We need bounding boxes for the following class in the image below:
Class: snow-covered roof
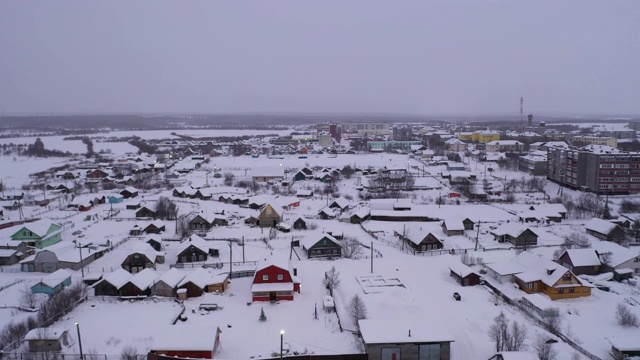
[358,318,454,344]
[128,268,157,290]
[151,326,219,351]
[178,268,214,289]
[36,269,73,288]
[448,262,477,278]
[330,196,350,210]
[585,218,619,235]
[155,268,186,288]
[178,234,215,254]
[255,256,291,274]
[301,231,338,249]
[18,219,58,237]
[102,268,132,289]
[608,335,640,351]
[560,249,601,267]
[494,352,538,360]
[490,223,536,238]
[251,282,293,292]
[443,219,465,231]
[24,327,69,341]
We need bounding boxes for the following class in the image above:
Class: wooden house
[328,196,350,211]
[318,207,337,220]
[10,220,63,249]
[350,208,370,224]
[152,268,186,297]
[121,243,163,273]
[143,221,165,234]
[0,248,24,266]
[585,218,626,242]
[449,263,481,286]
[301,232,341,259]
[126,202,141,210]
[296,189,314,198]
[257,203,282,228]
[145,236,163,252]
[359,319,454,360]
[87,169,109,179]
[512,253,592,300]
[177,268,216,298]
[120,187,138,199]
[396,223,444,252]
[24,328,72,353]
[20,244,107,273]
[292,217,307,230]
[93,269,132,296]
[441,219,465,236]
[557,249,601,276]
[490,223,538,247]
[120,268,157,297]
[136,206,156,219]
[31,269,73,295]
[251,257,300,302]
[176,235,219,263]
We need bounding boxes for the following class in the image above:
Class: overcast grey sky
[1,0,639,116]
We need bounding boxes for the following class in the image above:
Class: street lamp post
[280,330,285,359]
[75,322,84,360]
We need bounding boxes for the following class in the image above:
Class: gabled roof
[15,219,58,238]
[491,223,537,238]
[585,218,620,235]
[155,268,186,288]
[260,203,283,217]
[24,328,69,341]
[178,234,216,254]
[255,256,291,274]
[449,262,477,279]
[36,269,73,288]
[178,268,214,289]
[330,196,350,210]
[128,268,157,290]
[560,249,601,267]
[442,219,465,231]
[301,232,339,249]
[102,268,132,289]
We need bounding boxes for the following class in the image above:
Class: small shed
[152,268,186,297]
[31,269,73,295]
[449,263,481,286]
[442,219,465,236]
[24,328,72,352]
[609,335,640,360]
[136,207,156,219]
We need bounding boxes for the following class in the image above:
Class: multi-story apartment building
[471,131,500,143]
[341,122,390,136]
[485,140,525,154]
[570,136,617,148]
[547,146,640,194]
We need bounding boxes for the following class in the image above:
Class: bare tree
[223,172,235,186]
[120,345,138,360]
[176,215,192,239]
[505,321,528,351]
[563,233,591,249]
[545,314,562,333]
[340,237,363,259]
[616,303,639,327]
[154,196,178,220]
[348,294,368,328]
[488,312,509,352]
[323,266,341,293]
[532,333,557,360]
[20,284,37,309]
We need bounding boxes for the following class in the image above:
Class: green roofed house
[11,220,63,249]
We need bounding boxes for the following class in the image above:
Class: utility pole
[475,220,481,251]
[229,241,233,276]
[370,241,374,274]
[78,244,85,278]
[242,236,245,263]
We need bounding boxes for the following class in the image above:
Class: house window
[421,245,426,251]
[419,344,441,360]
[558,288,565,294]
[262,275,269,281]
[634,258,640,263]
[562,273,571,281]
[569,287,575,293]
[427,245,432,250]
[332,249,338,255]
[381,347,401,360]
[277,274,284,281]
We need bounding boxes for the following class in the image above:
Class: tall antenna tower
[520,97,524,130]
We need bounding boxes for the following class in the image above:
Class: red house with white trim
[251,257,300,302]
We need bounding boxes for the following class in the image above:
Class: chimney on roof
[408,329,411,337]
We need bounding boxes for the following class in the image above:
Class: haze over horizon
[1,0,639,117]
